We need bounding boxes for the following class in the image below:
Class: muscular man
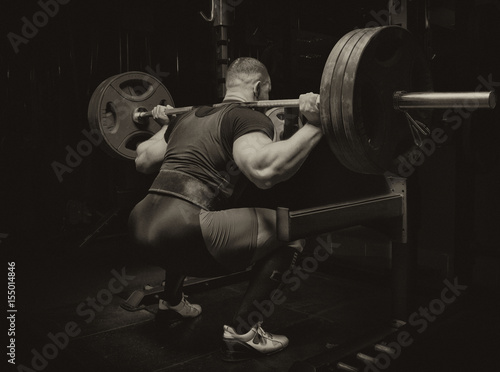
[128,57,322,361]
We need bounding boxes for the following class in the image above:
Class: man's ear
[253,81,261,100]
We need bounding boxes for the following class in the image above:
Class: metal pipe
[394,91,497,110]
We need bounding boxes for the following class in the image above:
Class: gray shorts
[199,207,278,271]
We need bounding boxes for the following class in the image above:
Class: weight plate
[321,26,432,175]
[330,27,377,174]
[265,107,285,141]
[320,28,368,155]
[88,71,174,160]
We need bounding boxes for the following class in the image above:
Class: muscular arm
[135,125,168,174]
[233,123,323,189]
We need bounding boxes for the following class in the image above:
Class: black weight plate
[88,71,174,160]
[322,26,432,175]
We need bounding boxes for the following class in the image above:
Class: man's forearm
[135,133,168,174]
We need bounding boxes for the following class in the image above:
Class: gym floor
[11,220,499,372]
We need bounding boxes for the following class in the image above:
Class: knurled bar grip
[134,99,301,120]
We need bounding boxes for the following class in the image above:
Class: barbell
[88,26,496,174]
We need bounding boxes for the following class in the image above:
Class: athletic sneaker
[221,322,289,361]
[158,294,202,318]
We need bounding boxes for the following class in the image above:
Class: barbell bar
[132,92,495,125]
[132,99,303,123]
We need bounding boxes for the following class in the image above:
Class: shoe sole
[220,339,286,362]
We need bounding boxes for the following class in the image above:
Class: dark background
[1,0,499,286]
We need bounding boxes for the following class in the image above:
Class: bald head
[225,57,271,102]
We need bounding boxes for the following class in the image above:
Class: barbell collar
[394,91,497,110]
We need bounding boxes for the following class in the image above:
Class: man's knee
[255,208,277,248]
[287,239,305,253]
[129,210,156,253]
[255,208,276,231]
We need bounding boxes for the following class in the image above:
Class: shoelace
[254,322,273,340]
[163,294,194,310]
[179,294,198,310]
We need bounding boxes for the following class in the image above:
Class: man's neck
[223,90,253,103]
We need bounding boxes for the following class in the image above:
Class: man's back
[160,104,274,201]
